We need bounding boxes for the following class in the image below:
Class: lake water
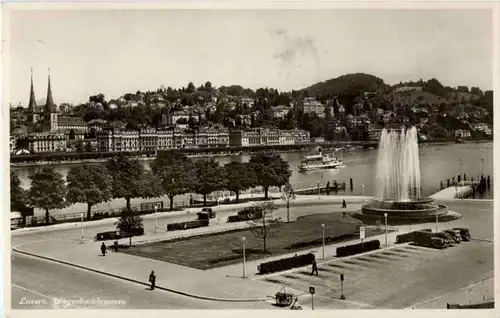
[12,142,493,216]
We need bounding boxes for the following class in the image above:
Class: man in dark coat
[149,270,156,290]
[310,260,318,276]
[100,242,106,256]
[342,199,347,208]
[113,240,119,252]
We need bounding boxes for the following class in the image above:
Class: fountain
[351,127,462,225]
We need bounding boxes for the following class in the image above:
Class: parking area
[259,239,493,309]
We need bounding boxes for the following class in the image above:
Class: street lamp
[154,205,158,233]
[321,224,325,260]
[80,213,84,244]
[460,157,464,200]
[384,213,388,247]
[362,184,365,205]
[242,236,246,278]
[435,212,439,233]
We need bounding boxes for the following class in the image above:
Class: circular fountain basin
[350,197,461,225]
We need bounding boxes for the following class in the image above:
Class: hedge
[336,240,380,257]
[227,215,241,223]
[258,252,315,275]
[167,219,209,231]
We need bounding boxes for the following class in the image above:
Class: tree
[281,183,295,223]
[222,162,256,203]
[28,168,67,224]
[106,154,163,210]
[66,165,112,220]
[151,151,196,210]
[193,158,223,206]
[11,172,27,224]
[115,209,144,246]
[249,152,291,199]
[247,201,282,253]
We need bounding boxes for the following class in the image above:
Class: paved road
[12,202,359,246]
[11,253,272,310]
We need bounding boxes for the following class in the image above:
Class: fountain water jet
[351,127,461,225]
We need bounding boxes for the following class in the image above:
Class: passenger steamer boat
[298,151,343,172]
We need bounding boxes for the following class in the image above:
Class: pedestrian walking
[149,270,156,290]
[113,240,119,252]
[310,260,318,276]
[342,199,347,208]
[100,242,107,256]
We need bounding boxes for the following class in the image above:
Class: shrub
[227,215,241,223]
[167,219,209,231]
[95,231,119,241]
[336,240,380,257]
[258,252,315,275]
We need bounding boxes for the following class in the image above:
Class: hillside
[301,73,389,96]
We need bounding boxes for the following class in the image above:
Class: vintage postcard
[3,2,497,317]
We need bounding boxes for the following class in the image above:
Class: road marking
[405,278,494,309]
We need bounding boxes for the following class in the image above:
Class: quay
[10,141,377,167]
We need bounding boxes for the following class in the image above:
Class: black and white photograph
[5,3,495,313]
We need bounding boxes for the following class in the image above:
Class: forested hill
[301,73,389,97]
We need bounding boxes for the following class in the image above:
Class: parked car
[197,207,216,219]
[434,232,454,246]
[237,206,263,220]
[413,234,447,249]
[452,227,471,241]
[443,229,462,243]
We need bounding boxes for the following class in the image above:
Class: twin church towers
[26,68,58,133]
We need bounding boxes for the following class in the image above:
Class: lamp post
[80,213,84,244]
[317,181,320,200]
[362,184,365,205]
[460,157,464,199]
[154,205,158,233]
[321,224,325,260]
[384,213,388,247]
[242,236,246,278]
[435,212,439,233]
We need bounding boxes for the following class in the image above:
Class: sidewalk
[13,238,282,302]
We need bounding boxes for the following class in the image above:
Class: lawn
[123,213,384,270]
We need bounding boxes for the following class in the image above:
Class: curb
[12,247,270,303]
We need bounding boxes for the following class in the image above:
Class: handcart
[275,286,294,307]
[290,297,302,310]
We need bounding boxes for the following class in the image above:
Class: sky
[7,8,493,106]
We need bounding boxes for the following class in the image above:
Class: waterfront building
[230,128,309,147]
[57,116,87,132]
[157,129,175,150]
[288,128,311,144]
[19,132,67,153]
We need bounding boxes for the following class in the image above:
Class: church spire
[28,67,37,111]
[45,68,56,112]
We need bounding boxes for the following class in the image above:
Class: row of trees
[11,151,291,224]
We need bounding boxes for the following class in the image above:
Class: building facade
[230,128,310,147]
